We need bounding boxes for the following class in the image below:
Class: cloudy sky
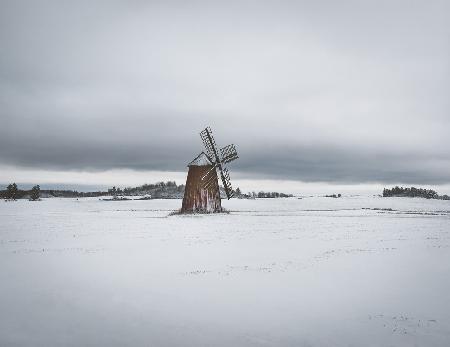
[1,0,449,192]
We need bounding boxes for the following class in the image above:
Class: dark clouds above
[1,0,449,184]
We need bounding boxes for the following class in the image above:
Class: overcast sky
[1,0,449,189]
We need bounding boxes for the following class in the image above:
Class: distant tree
[30,185,41,201]
[109,186,117,198]
[7,183,18,200]
[6,184,12,199]
[235,187,241,196]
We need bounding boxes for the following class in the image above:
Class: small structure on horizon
[181,127,238,213]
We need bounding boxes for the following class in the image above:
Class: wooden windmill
[181,127,239,213]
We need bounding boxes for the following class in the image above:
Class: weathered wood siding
[181,165,222,213]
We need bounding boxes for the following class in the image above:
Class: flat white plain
[1,196,449,346]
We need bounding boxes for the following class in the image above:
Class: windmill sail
[200,127,218,162]
[199,127,238,200]
[220,144,238,164]
[220,167,233,199]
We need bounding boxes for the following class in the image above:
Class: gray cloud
[1,0,449,184]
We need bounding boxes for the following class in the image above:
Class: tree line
[2,181,295,200]
[233,189,293,198]
[1,181,186,200]
[383,186,450,200]
[1,183,108,200]
[1,183,41,201]
[112,181,183,197]
[255,191,293,198]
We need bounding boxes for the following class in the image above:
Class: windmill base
[181,162,223,214]
[170,207,229,216]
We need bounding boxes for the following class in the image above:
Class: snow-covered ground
[1,196,449,346]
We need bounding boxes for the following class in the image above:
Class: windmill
[181,127,239,213]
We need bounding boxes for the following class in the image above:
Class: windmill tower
[181,127,239,213]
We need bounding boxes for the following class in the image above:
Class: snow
[1,196,450,346]
[188,152,212,166]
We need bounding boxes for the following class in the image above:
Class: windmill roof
[188,152,213,166]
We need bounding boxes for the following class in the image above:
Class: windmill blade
[199,126,238,199]
[220,144,238,164]
[200,165,218,189]
[203,174,218,190]
[200,127,219,163]
[200,165,217,182]
[219,166,233,199]
[203,177,218,190]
